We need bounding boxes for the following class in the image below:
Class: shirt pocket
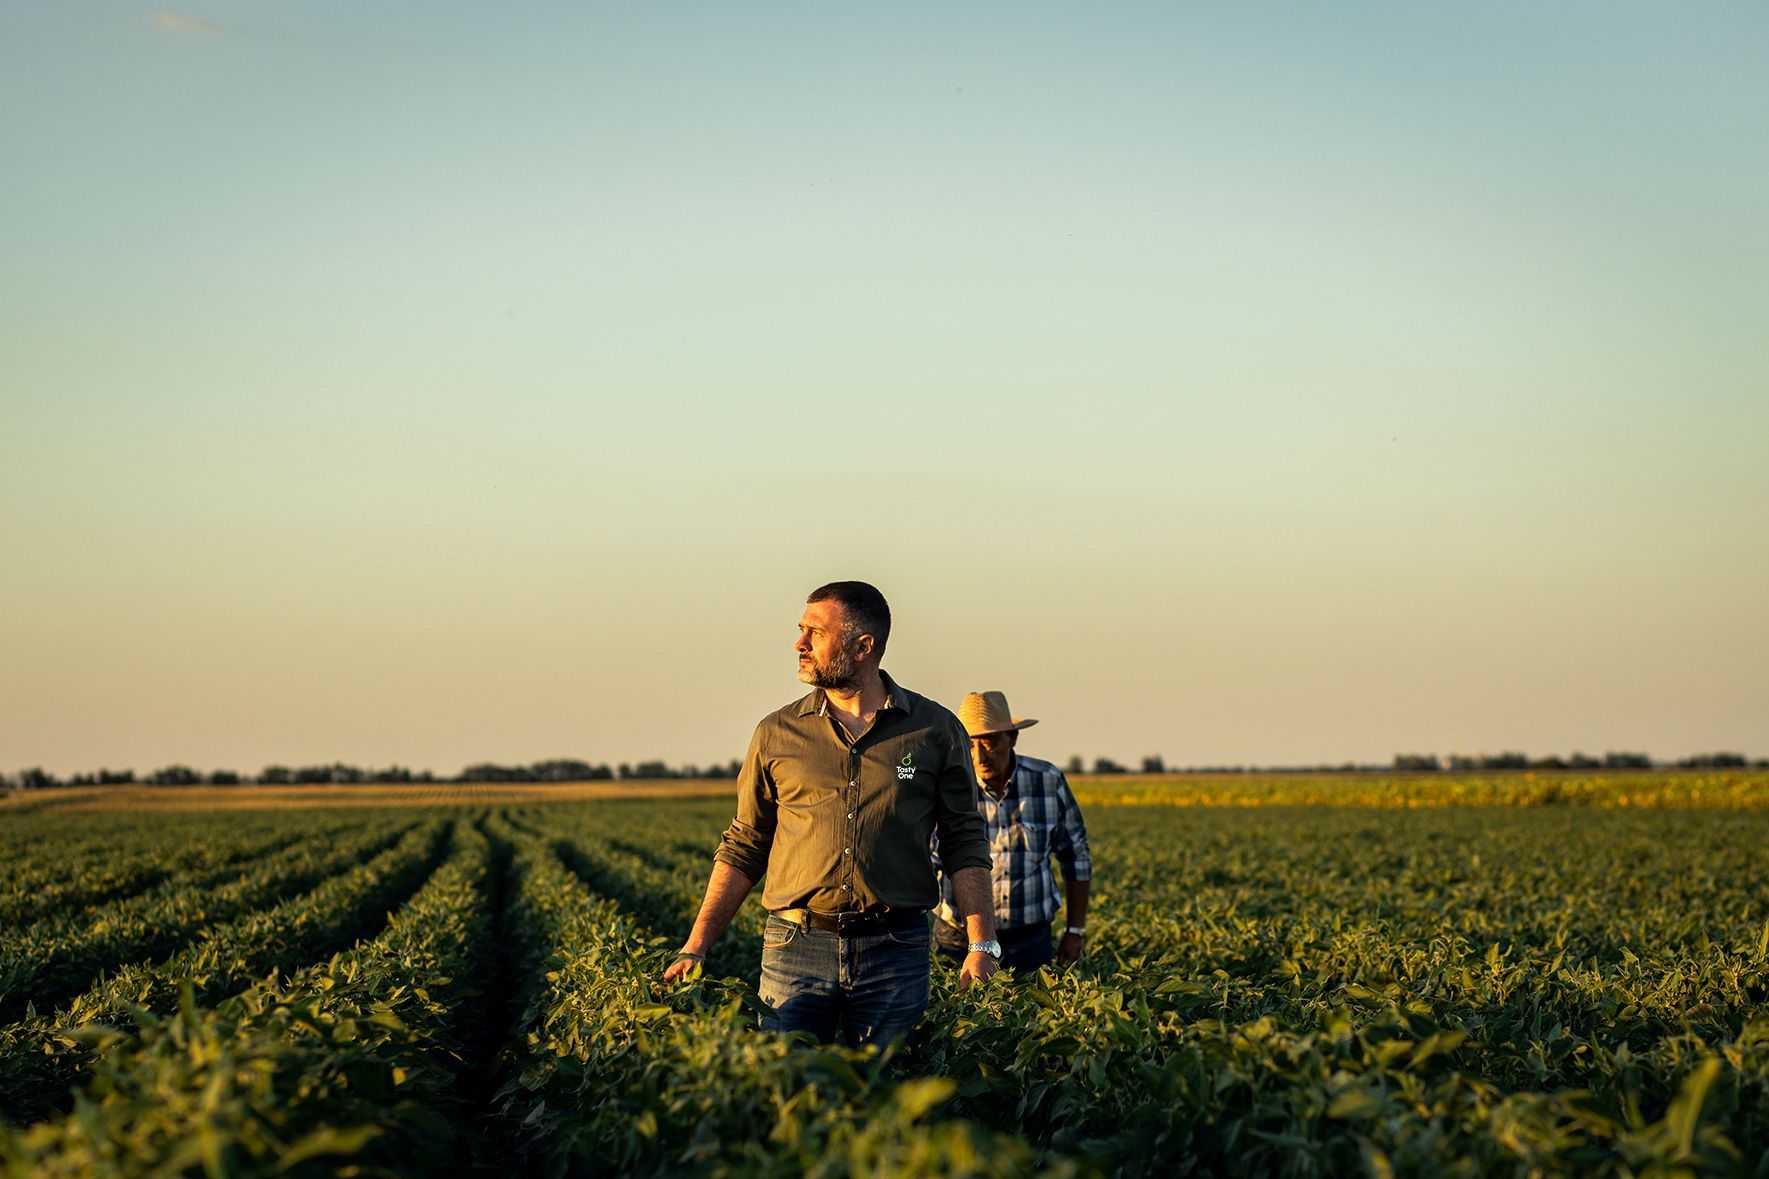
[1010,817,1054,856]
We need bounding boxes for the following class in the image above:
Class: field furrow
[549,829,759,982]
[484,823,1051,1177]
[1,782,1767,1176]
[0,816,314,929]
[0,820,495,1177]
[0,819,452,1125]
[0,819,427,1023]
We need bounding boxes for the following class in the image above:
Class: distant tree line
[1,757,747,790]
[1073,755,1425,775]
[1672,753,1753,769]
[1392,752,1658,772]
[1065,752,1767,775]
[454,759,744,782]
[258,764,436,785]
[1391,752,1758,772]
[5,751,1763,791]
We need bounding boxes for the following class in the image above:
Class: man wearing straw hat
[932,690,1093,972]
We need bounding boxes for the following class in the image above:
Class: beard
[798,641,859,691]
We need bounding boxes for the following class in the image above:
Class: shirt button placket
[845,753,860,906]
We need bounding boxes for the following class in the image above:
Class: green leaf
[1664,1057,1721,1160]
[1412,1029,1467,1066]
[1154,977,1205,996]
[892,1077,957,1121]
[277,1125,381,1169]
[1360,1142,1397,1179]
[200,1122,226,1179]
[1327,1089,1384,1120]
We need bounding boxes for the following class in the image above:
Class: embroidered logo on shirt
[897,752,916,781]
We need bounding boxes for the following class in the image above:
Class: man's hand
[958,951,998,988]
[661,863,754,983]
[949,866,997,991]
[1056,931,1085,968]
[662,951,705,983]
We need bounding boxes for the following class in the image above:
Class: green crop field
[3,773,1768,1177]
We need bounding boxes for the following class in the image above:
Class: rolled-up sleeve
[931,716,990,874]
[713,722,775,883]
[1052,771,1092,882]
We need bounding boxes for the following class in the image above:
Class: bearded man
[663,581,1000,1047]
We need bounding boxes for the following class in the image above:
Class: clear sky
[3,2,1765,777]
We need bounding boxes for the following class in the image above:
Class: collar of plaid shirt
[978,755,1019,803]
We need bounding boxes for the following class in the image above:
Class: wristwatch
[969,939,1002,960]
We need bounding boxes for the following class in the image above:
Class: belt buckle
[836,910,887,937]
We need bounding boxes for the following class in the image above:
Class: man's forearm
[950,865,996,942]
[683,861,756,955]
[1064,877,1091,930]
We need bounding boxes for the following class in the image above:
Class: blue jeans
[757,913,931,1048]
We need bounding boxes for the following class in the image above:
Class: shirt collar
[878,670,906,713]
[980,755,1019,801]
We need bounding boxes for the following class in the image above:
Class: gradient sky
[3,2,1765,777]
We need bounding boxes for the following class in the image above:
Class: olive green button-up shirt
[714,672,992,914]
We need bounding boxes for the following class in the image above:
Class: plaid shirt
[931,754,1092,930]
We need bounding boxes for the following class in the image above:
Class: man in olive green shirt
[663,581,1000,1046]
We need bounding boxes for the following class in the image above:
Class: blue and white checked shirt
[931,754,1092,930]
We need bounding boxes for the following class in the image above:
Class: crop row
[4,796,1767,1177]
[507,801,1769,1177]
[0,813,323,930]
[488,814,1060,1177]
[0,818,493,1177]
[0,816,423,1023]
[547,835,761,983]
[919,806,1769,1175]
[0,818,451,1125]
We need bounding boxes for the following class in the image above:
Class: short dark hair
[806,581,891,660]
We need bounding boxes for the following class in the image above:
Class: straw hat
[957,690,1039,737]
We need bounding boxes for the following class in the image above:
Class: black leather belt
[936,920,1039,941]
[774,908,926,937]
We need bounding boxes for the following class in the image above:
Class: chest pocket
[1007,815,1053,855]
